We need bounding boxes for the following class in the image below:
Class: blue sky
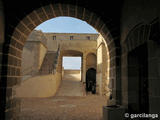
[63,57,81,70]
[35,17,97,69]
[35,16,98,33]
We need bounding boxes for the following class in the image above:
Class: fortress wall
[60,40,97,51]
[45,33,98,52]
[22,42,40,75]
[46,35,58,51]
[45,33,99,41]
[22,41,47,76]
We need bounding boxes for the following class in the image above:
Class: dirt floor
[19,95,107,120]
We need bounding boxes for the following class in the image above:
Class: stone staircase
[39,50,60,75]
[39,52,56,74]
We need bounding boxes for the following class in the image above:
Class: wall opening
[86,68,96,94]
[63,56,81,70]
[62,56,82,82]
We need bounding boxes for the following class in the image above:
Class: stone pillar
[56,51,61,71]
[97,42,103,95]
[101,42,109,96]
[82,53,87,83]
[80,66,82,82]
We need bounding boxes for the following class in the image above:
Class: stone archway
[121,23,150,112]
[0,2,120,119]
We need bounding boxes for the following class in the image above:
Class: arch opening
[0,3,120,120]
[14,16,111,119]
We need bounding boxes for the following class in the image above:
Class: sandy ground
[19,95,107,120]
[19,73,107,120]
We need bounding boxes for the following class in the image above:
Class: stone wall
[22,30,47,76]
[121,0,160,113]
[28,30,47,46]
[22,41,47,76]
[45,33,98,52]
[45,33,98,40]
[38,43,47,70]
[97,35,110,96]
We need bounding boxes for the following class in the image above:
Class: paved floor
[19,72,107,120]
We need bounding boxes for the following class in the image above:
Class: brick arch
[86,52,96,58]
[123,23,150,53]
[11,3,116,52]
[10,3,120,98]
[86,52,96,56]
[1,3,121,119]
[125,17,160,51]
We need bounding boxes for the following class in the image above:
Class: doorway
[128,43,149,113]
[86,68,96,94]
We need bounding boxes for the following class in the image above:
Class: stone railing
[53,44,61,74]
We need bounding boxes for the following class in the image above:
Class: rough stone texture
[97,35,110,97]
[22,31,47,76]
[22,41,47,76]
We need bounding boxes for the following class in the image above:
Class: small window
[53,36,56,40]
[87,36,90,40]
[70,36,74,40]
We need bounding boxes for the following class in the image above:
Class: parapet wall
[45,32,98,52]
[64,70,81,74]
